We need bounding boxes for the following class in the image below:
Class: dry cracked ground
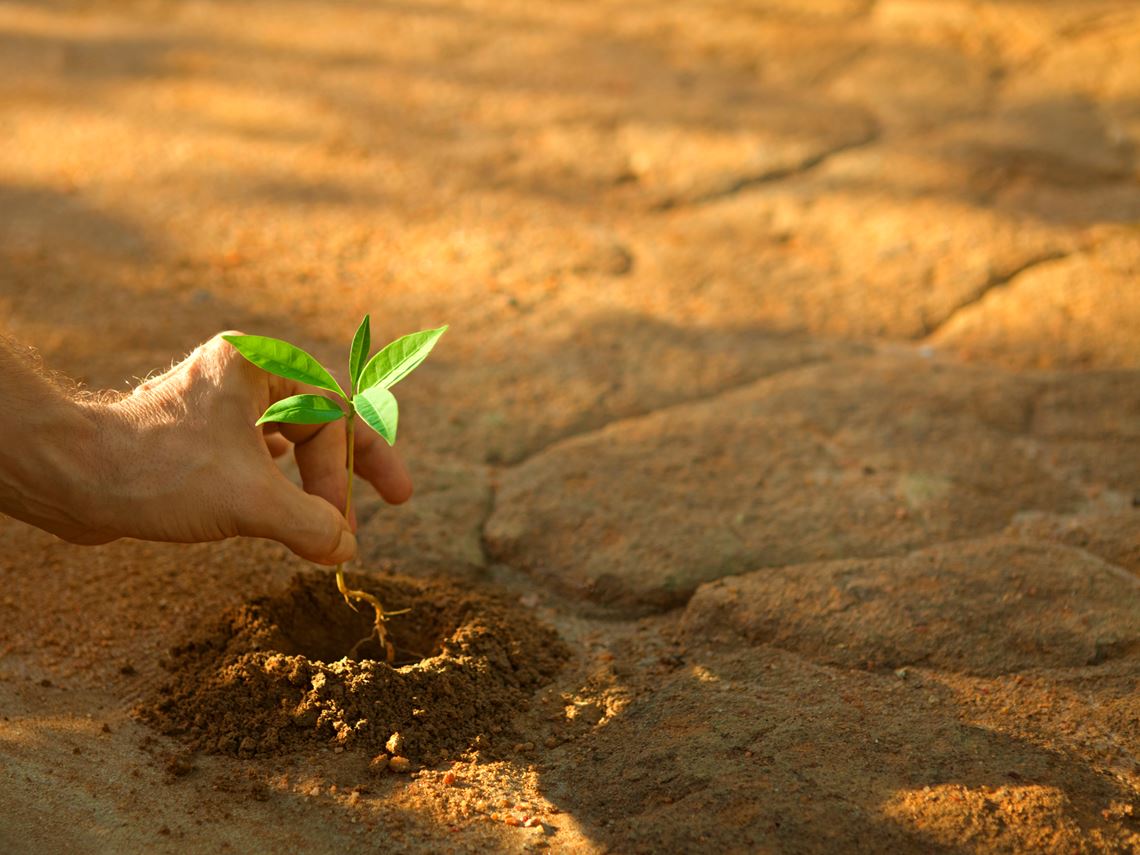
[0,0,1138,852]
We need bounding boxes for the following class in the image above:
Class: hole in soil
[255,573,453,667]
[139,567,568,761]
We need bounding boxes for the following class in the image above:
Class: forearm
[0,339,105,542]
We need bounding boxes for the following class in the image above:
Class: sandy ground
[0,0,1138,852]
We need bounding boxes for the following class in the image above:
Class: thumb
[240,475,357,565]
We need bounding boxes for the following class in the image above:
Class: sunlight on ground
[0,711,107,748]
[884,783,1089,850]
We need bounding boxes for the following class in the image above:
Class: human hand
[75,333,413,562]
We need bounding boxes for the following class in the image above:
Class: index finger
[275,411,412,506]
[259,369,412,504]
[351,418,413,504]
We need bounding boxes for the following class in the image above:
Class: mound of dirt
[137,568,566,762]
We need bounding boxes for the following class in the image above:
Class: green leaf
[222,334,346,399]
[354,386,399,446]
[255,394,346,426]
[348,314,371,394]
[358,325,448,393]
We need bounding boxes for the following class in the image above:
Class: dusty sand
[0,1,1138,852]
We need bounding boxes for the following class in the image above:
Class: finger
[264,432,292,459]
[277,418,333,446]
[237,472,356,565]
[352,420,414,504]
[291,420,350,518]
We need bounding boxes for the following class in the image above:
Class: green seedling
[223,317,447,663]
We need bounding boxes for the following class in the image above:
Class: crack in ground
[653,125,881,211]
[499,351,849,471]
[921,250,1071,338]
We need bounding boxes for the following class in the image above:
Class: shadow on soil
[2,8,1136,227]
[529,644,1140,852]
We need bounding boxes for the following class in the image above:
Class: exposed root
[336,567,409,663]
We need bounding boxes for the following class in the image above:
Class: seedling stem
[335,402,407,662]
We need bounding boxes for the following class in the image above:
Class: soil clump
[138,568,566,762]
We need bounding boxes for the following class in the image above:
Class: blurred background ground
[0,0,1137,852]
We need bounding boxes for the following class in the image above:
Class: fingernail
[330,528,357,564]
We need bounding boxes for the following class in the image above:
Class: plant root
[336,568,409,663]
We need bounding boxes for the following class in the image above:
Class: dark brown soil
[137,568,567,762]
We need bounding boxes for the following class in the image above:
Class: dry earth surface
[0,0,1138,852]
